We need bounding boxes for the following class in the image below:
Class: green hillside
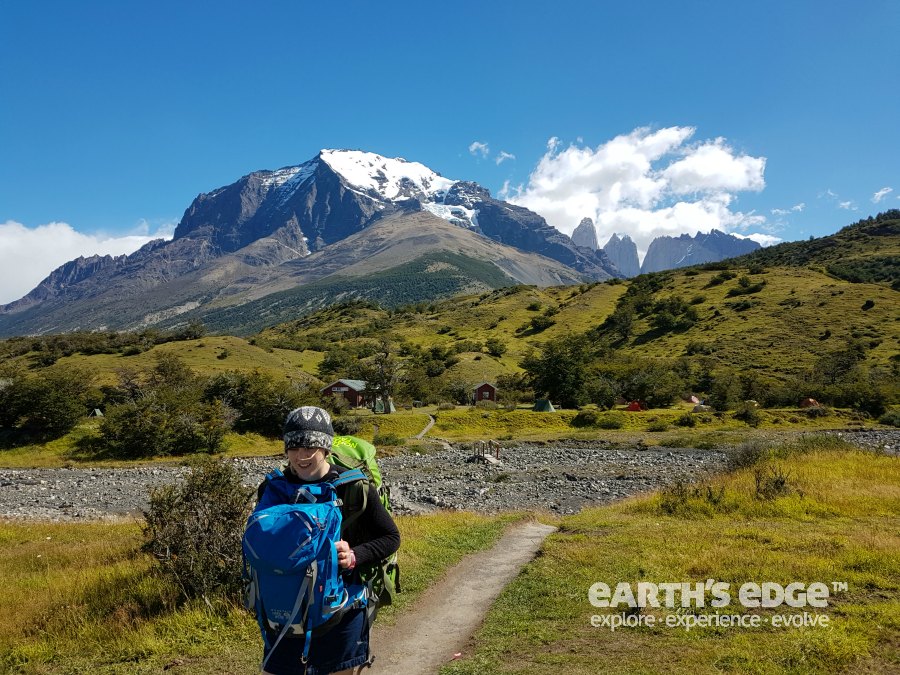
[2,258,896,407]
[739,209,900,289]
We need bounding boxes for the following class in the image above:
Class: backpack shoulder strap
[330,469,369,533]
[330,468,367,488]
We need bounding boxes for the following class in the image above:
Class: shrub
[597,414,624,430]
[143,458,253,600]
[475,400,499,410]
[726,440,771,470]
[528,315,556,332]
[706,270,737,287]
[674,413,696,427]
[526,301,542,311]
[485,337,507,357]
[754,465,795,500]
[734,402,762,427]
[100,395,235,457]
[437,402,456,411]
[804,406,830,419]
[647,420,669,432]
[332,414,362,436]
[878,410,900,427]
[373,433,403,446]
[659,481,727,516]
[572,409,601,427]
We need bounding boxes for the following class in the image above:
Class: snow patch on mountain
[320,149,456,202]
[422,203,478,228]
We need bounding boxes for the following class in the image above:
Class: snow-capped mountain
[0,149,618,335]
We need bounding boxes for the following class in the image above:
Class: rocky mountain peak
[640,229,760,274]
[571,217,599,250]
[602,232,641,277]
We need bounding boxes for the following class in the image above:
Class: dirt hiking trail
[369,520,557,674]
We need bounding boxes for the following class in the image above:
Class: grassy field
[0,511,522,674]
[441,436,900,674]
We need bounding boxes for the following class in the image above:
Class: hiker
[256,406,401,675]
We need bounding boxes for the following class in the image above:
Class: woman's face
[286,446,329,480]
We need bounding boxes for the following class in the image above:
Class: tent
[373,397,396,414]
[533,399,555,412]
[626,401,644,412]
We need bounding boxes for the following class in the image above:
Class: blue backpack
[243,468,369,670]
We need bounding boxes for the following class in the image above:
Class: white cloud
[734,232,781,247]
[508,127,769,260]
[838,201,855,210]
[663,138,766,194]
[872,186,893,203]
[495,150,516,165]
[0,220,175,305]
[771,202,805,216]
[468,141,489,159]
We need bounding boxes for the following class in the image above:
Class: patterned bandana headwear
[283,406,334,452]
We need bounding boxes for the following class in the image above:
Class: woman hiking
[256,406,400,675]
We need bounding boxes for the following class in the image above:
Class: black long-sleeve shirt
[256,463,400,568]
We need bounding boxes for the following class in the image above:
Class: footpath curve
[370,520,557,674]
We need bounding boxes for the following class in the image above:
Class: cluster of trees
[315,336,510,407]
[518,330,897,415]
[0,365,99,438]
[0,354,321,456]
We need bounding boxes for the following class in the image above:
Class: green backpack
[330,435,400,609]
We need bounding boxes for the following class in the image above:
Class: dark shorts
[262,606,370,675]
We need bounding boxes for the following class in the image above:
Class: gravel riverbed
[0,430,896,521]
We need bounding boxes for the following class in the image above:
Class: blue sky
[1,0,898,303]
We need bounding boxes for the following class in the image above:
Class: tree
[485,337,507,358]
[618,359,684,408]
[366,340,400,401]
[205,370,314,437]
[14,366,94,437]
[520,333,595,408]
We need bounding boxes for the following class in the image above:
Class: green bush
[373,433,403,446]
[674,412,696,427]
[878,410,900,427]
[571,409,601,428]
[726,440,772,470]
[105,397,233,457]
[647,420,669,432]
[143,458,253,600]
[597,414,624,430]
[333,414,362,435]
[734,402,762,427]
[804,406,830,419]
